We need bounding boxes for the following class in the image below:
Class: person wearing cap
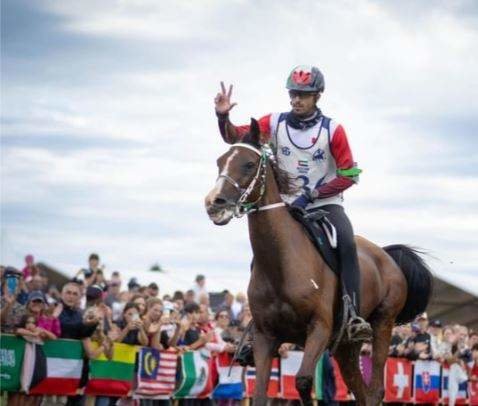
[214,66,370,340]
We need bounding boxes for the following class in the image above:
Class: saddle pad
[288,207,339,276]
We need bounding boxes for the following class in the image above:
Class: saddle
[288,206,339,276]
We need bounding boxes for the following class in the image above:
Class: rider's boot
[345,294,373,342]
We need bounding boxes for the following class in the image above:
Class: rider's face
[289,91,319,117]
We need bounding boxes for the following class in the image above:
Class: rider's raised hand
[214,81,237,115]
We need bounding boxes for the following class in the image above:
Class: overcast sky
[1,0,477,294]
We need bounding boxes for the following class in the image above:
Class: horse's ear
[250,118,261,145]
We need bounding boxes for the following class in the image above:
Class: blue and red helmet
[286,65,325,93]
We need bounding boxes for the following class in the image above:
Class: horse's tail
[383,244,433,324]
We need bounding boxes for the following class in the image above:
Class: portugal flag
[384,358,412,403]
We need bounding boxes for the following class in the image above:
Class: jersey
[233,112,356,208]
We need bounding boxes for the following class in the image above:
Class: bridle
[217,143,286,218]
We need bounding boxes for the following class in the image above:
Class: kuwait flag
[413,360,441,403]
[21,339,83,395]
[280,350,303,399]
[212,352,244,399]
[174,349,214,399]
[441,363,468,405]
[85,342,138,397]
[384,358,412,403]
[245,358,280,398]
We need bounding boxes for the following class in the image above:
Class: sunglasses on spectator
[31,299,44,304]
[218,314,230,319]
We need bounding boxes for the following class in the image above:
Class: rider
[214,65,372,341]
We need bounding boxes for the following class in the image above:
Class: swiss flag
[384,358,413,402]
[331,357,351,401]
[245,358,280,398]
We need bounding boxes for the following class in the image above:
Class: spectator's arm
[82,337,106,359]
[168,323,182,348]
[150,330,163,350]
[16,328,39,339]
[136,323,149,346]
[0,295,16,324]
[38,327,57,341]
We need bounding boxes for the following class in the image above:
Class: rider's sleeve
[230,114,273,142]
[316,123,355,198]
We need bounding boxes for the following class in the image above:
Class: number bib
[270,113,343,208]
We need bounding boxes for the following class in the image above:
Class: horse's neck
[247,170,299,270]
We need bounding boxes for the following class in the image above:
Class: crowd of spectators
[0,253,252,406]
[388,313,478,405]
[1,253,478,406]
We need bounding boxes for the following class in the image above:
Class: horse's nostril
[214,197,227,206]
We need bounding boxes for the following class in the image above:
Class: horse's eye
[244,161,256,171]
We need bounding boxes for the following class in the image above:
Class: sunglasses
[218,314,230,319]
[31,299,44,304]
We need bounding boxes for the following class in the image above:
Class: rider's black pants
[319,204,361,314]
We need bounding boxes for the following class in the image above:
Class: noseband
[217,143,285,217]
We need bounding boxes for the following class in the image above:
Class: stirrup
[347,316,373,342]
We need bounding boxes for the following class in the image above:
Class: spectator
[82,306,114,406]
[59,282,97,339]
[411,314,432,360]
[114,302,148,346]
[184,289,196,305]
[231,292,246,321]
[192,274,208,301]
[131,294,147,316]
[104,280,121,307]
[0,267,25,333]
[212,308,236,354]
[16,291,58,343]
[448,344,469,406]
[111,290,131,322]
[127,277,141,293]
[147,282,159,298]
[180,302,211,349]
[237,302,252,332]
[470,344,478,384]
[22,254,39,281]
[220,290,235,321]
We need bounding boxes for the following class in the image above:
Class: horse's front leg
[253,331,276,406]
[296,319,332,406]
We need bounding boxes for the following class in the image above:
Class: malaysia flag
[413,360,441,403]
[384,358,413,402]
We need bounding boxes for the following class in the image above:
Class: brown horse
[205,119,432,406]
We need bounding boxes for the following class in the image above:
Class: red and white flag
[331,357,351,401]
[135,348,178,399]
[245,358,280,398]
[384,358,413,403]
[280,351,303,399]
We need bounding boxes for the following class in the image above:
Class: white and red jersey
[234,112,356,208]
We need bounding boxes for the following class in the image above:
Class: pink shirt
[37,316,61,338]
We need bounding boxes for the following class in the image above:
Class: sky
[1,0,477,294]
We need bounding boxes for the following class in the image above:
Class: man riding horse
[214,65,372,341]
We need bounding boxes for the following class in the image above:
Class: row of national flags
[2,335,478,403]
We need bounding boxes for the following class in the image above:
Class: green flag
[314,354,324,400]
[0,335,26,391]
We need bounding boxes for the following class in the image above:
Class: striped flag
[413,360,441,403]
[280,351,303,399]
[212,352,244,400]
[174,349,214,399]
[135,347,178,399]
[85,342,139,397]
[21,339,83,395]
[245,358,280,398]
[331,357,351,401]
[441,363,468,405]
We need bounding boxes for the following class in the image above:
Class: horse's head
[205,118,267,225]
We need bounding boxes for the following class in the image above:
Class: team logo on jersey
[281,146,291,156]
[313,148,325,161]
[297,160,309,174]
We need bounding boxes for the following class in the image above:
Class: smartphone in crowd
[6,276,18,296]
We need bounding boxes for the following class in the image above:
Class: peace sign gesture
[214,81,237,115]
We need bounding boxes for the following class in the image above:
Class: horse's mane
[240,133,298,196]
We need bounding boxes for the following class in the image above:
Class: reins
[217,143,285,217]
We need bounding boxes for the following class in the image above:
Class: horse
[205,119,433,406]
